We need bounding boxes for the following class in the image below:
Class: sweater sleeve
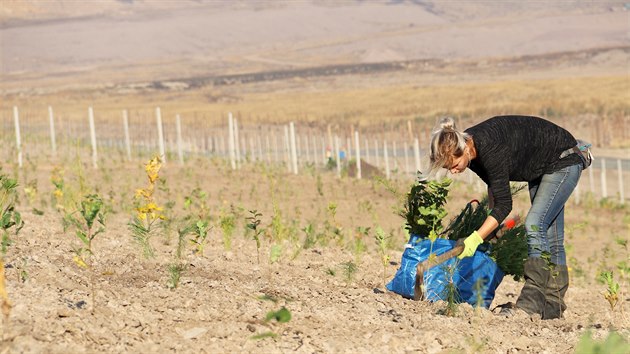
[483,143,513,224]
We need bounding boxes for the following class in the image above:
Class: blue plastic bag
[386,235,504,308]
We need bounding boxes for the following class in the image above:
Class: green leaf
[257,294,278,303]
[251,332,277,340]
[270,244,282,264]
[75,230,89,246]
[0,213,11,229]
[265,307,291,323]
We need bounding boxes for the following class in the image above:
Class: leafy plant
[0,256,10,322]
[189,220,210,256]
[439,264,460,317]
[374,227,391,287]
[352,226,369,260]
[184,187,210,221]
[599,271,620,311]
[443,199,488,242]
[22,179,38,207]
[301,222,317,250]
[340,261,358,284]
[269,243,282,264]
[219,207,236,250]
[265,306,291,323]
[322,202,344,247]
[401,176,450,239]
[488,225,528,280]
[575,331,629,354]
[167,263,186,289]
[0,174,24,322]
[443,192,528,280]
[63,194,106,268]
[129,157,166,258]
[246,210,264,264]
[1,176,24,255]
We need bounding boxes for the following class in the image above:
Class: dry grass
[2,75,628,147]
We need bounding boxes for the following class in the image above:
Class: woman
[429,115,590,319]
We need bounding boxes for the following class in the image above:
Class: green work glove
[457,231,483,259]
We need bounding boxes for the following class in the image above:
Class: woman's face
[446,151,469,174]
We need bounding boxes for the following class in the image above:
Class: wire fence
[1,105,628,205]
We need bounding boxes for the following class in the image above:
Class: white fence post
[384,140,390,180]
[234,118,241,169]
[404,141,409,176]
[284,125,291,172]
[156,107,165,162]
[374,139,380,168]
[335,135,341,178]
[617,159,624,204]
[413,137,421,173]
[13,106,22,168]
[290,122,298,174]
[123,110,132,161]
[265,135,271,163]
[228,113,236,170]
[272,130,279,163]
[392,141,398,171]
[48,106,57,158]
[355,130,361,179]
[257,135,263,162]
[176,114,184,165]
[601,159,608,199]
[88,106,98,169]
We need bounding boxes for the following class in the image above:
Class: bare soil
[1,158,628,353]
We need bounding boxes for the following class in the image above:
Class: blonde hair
[429,117,470,171]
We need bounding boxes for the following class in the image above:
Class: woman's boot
[515,257,549,316]
[542,265,569,320]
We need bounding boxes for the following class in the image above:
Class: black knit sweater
[464,115,582,223]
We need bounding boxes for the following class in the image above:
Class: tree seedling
[374,227,391,287]
[0,174,24,324]
[246,210,264,264]
[63,194,105,268]
[129,156,166,258]
[219,207,236,251]
[599,271,620,311]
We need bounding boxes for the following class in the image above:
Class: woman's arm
[477,215,499,240]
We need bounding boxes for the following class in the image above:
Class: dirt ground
[0,156,628,353]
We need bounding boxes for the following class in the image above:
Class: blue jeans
[525,163,582,265]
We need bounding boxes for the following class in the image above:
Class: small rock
[57,309,73,318]
[177,327,208,340]
[247,324,256,332]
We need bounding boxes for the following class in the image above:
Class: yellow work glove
[457,231,484,259]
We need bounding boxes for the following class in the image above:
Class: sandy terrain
[0,157,628,353]
[1,1,628,90]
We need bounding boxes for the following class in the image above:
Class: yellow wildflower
[145,156,162,184]
[73,255,89,269]
[135,188,152,200]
